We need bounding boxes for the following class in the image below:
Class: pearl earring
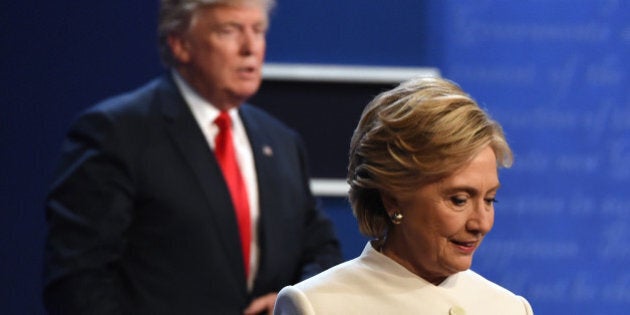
[390,212,403,224]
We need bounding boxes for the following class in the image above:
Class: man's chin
[231,85,261,101]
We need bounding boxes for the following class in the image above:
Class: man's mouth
[236,66,259,79]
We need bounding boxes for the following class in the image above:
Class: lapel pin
[262,145,273,157]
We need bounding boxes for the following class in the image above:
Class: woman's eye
[450,196,467,206]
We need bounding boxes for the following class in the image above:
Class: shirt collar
[171,70,240,124]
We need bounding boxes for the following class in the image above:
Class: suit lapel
[239,105,277,280]
[157,75,246,286]
[239,106,276,216]
[239,106,280,290]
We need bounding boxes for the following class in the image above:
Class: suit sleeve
[43,109,135,314]
[294,136,343,280]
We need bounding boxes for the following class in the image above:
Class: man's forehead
[192,4,268,24]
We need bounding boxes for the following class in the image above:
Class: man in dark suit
[43,0,342,314]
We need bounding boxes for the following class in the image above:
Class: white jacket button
[449,305,466,315]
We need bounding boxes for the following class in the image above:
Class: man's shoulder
[87,75,174,116]
[65,75,180,138]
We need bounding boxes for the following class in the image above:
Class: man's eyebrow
[213,21,241,28]
[212,21,268,30]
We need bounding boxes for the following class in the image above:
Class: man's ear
[167,34,191,64]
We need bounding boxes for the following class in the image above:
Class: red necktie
[214,111,251,278]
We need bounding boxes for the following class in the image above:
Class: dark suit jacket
[43,74,342,314]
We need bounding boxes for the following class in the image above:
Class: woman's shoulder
[283,243,397,300]
[275,257,370,315]
[457,270,519,296]
[292,255,366,293]
[454,270,533,314]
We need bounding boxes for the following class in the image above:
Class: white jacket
[275,242,533,315]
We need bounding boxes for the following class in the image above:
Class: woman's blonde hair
[347,77,513,239]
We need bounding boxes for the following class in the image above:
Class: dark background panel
[251,80,397,178]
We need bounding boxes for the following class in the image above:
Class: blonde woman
[275,77,533,315]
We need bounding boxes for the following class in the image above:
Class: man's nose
[240,30,264,56]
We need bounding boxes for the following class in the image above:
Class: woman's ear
[380,191,399,216]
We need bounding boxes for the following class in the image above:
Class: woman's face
[384,145,500,285]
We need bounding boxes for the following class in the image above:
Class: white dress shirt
[172,71,259,291]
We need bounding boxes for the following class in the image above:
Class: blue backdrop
[2,1,629,314]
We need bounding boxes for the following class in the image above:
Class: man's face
[170,4,268,109]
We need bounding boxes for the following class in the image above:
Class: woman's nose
[466,200,494,235]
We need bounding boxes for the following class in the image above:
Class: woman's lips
[451,239,478,254]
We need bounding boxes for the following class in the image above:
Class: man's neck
[173,67,243,111]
